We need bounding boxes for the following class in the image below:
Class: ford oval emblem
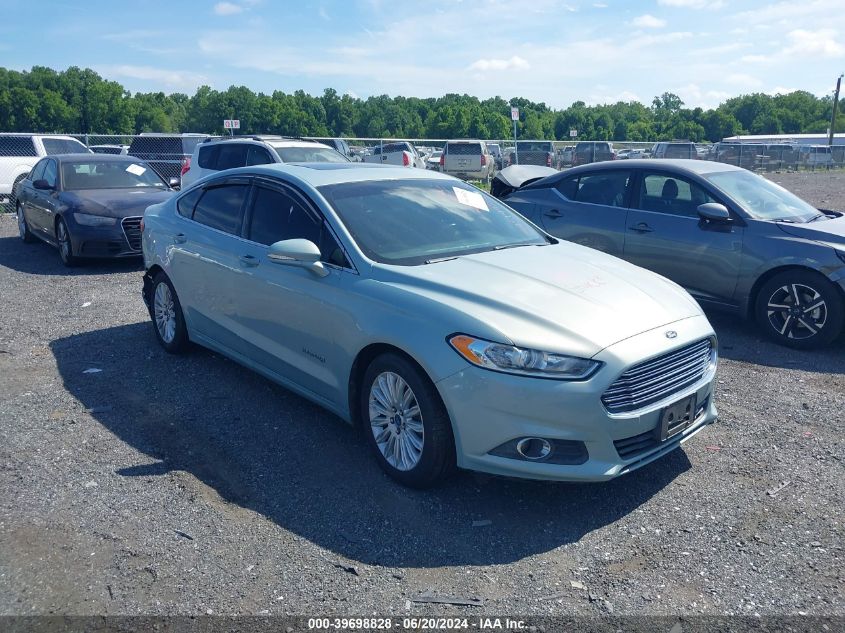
[665,330,678,339]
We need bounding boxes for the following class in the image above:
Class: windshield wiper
[493,242,543,251]
[808,212,828,222]
[424,255,459,264]
[772,218,798,223]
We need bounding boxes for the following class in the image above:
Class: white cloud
[214,2,243,16]
[593,2,608,7]
[95,65,210,91]
[632,14,667,29]
[726,73,763,88]
[468,56,530,72]
[658,0,724,8]
[783,29,845,58]
[740,54,770,64]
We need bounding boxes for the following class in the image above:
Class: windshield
[61,161,167,190]
[706,170,819,222]
[275,146,349,163]
[319,179,550,265]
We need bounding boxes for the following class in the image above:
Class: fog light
[516,437,552,460]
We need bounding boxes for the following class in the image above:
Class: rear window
[0,136,36,157]
[275,147,349,163]
[446,143,482,155]
[42,138,89,155]
[192,184,249,234]
[129,137,183,155]
[517,141,553,152]
[197,145,219,169]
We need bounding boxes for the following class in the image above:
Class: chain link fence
[2,132,844,210]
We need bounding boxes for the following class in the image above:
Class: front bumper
[435,314,718,482]
[68,215,143,258]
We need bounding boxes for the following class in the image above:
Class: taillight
[439,153,445,166]
[481,154,487,166]
[403,152,410,167]
[180,156,191,176]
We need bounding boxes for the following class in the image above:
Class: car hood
[63,188,174,218]
[776,213,845,246]
[373,242,703,358]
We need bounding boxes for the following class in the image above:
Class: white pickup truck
[362,141,425,168]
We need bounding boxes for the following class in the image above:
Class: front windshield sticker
[125,163,146,176]
[453,187,488,211]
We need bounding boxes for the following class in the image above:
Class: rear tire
[361,353,456,488]
[151,272,189,354]
[754,270,844,349]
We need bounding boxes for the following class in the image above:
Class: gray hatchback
[500,159,845,349]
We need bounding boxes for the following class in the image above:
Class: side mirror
[33,179,53,191]
[267,239,329,277]
[168,177,181,190]
[698,203,731,222]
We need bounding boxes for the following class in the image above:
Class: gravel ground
[0,171,843,619]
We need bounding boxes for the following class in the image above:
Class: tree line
[0,66,840,142]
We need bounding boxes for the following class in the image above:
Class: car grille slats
[121,216,142,252]
[602,339,713,414]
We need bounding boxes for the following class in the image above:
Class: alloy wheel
[368,371,425,471]
[154,282,177,344]
[16,206,26,239]
[766,283,827,341]
[58,221,71,261]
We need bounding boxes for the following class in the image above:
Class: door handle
[173,233,187,244]
[628,223,653,233]
[239,254,259,267]
[544,209,563,219]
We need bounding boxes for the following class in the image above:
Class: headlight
[73,213,116,226]
[448,334,601,380]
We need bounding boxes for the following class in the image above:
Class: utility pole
[829,73,843,147]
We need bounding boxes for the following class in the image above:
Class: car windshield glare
[275,146,349,163]
[319,179,549,265]
[61,161,167,190]
[706,170,819,222]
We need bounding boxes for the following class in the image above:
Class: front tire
[56,217,78,267]
[17,203,34,243]
[361,353,456,488]
[755,270,844,349]
[151,272,189,354]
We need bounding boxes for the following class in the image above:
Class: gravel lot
[0,170,843,619]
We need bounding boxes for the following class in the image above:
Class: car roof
[211,163,455,188]
[50,153,147,163]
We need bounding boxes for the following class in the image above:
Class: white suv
[1,133,90,210]
[181,136,349,186]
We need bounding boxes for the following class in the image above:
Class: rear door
[532,168,632,257]
[167,178,251,345]
[623,169,744,304]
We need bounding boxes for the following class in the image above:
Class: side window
[215,144,248,171]
[197,145,219,169]
[30,159,48,182]
[0,136,37,157]
[247,187,320,246]
[246,146,273,166]
[637,173,716,217]
[192,184,248,234]
[554,176,579,200]
[42,160,58,188]
[177,187,203,218]
[574,171,631,207]
[248,186,348,266]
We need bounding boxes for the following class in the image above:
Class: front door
[623,170,744,304]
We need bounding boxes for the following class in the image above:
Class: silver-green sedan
[141,163,718,488]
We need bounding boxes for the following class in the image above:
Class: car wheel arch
[347,343,445,429]
[746,264,843,320]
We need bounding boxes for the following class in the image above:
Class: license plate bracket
[657,394,697,441]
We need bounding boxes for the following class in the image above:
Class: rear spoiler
[490,165,559,199]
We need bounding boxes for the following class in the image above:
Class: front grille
[122,216,142,252]
[602,339,713,414]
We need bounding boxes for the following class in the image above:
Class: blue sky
[1,0,843,109]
